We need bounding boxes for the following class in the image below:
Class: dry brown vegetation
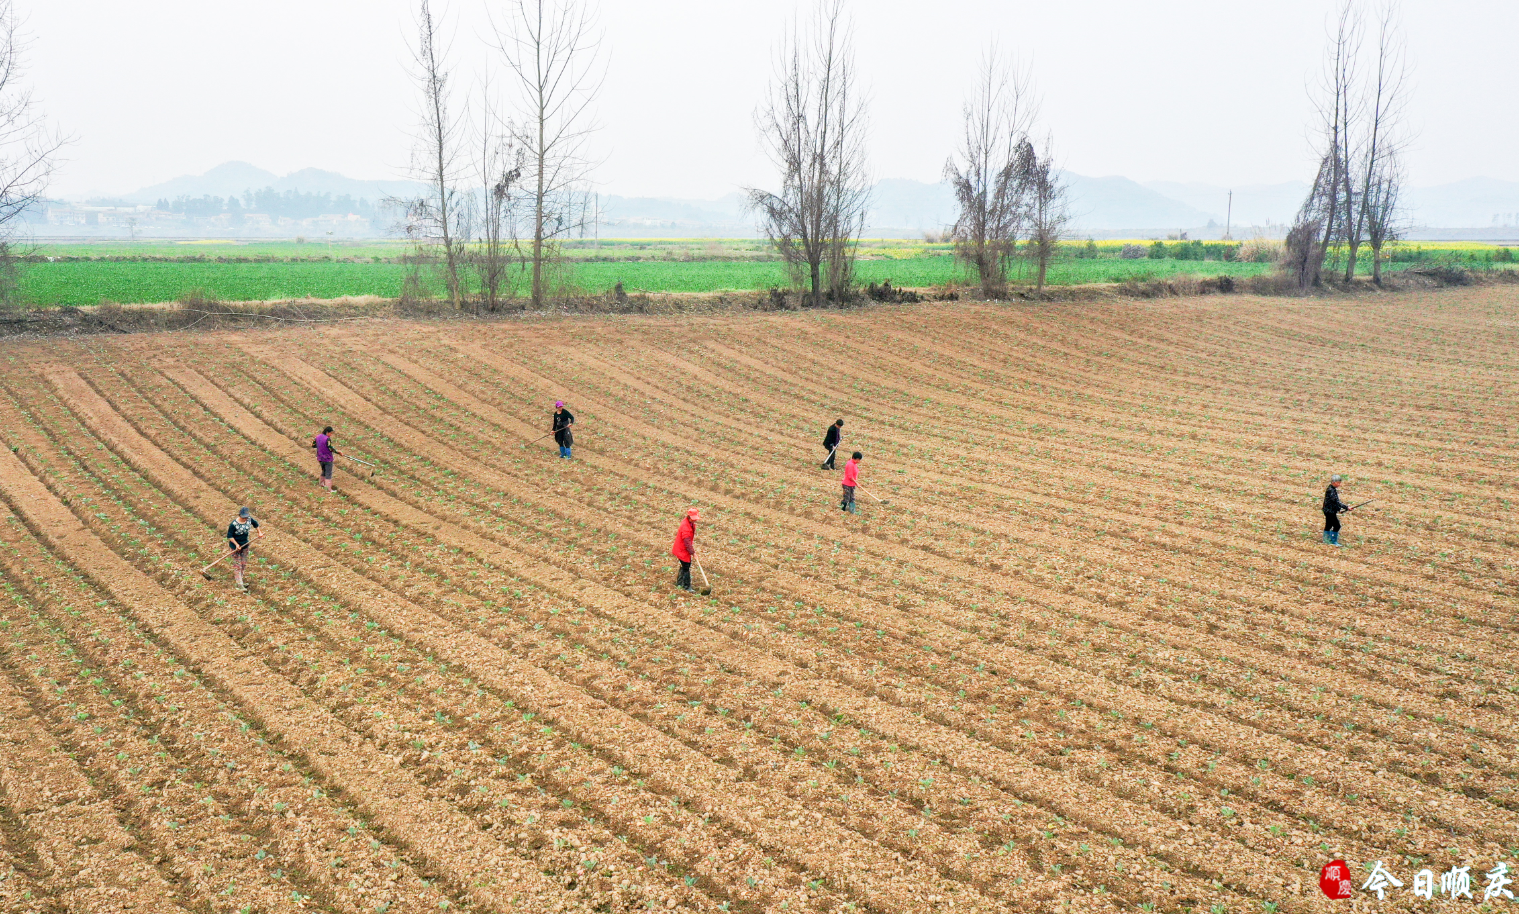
[0,287,1515,913]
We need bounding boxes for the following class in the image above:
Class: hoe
[342,454,377,478]
[694,556,713,596]
[199,546,245,580]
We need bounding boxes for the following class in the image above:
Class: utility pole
[1224,190,1233,241]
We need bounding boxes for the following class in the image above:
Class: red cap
[687,508,700,520]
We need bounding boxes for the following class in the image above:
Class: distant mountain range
[115,161,428,206]
[56,162,1519,239]
[1139,181,1308,229]
[1403,178,1519,229]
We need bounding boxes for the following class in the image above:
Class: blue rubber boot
[1330,531,1341,546]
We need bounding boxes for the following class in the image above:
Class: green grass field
[16,256,1281,305]
[13,238,1511,306]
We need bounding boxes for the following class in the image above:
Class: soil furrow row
[0,432,581,914]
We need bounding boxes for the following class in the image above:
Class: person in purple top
[312,426,342,491]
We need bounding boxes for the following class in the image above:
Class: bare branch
[1358,0,1410,284]
[471,72,527,311]
[746,0,870,308]
[1024,136,1069,294]
[0,0,65,232]
[396,0,468,308]
[0,0,68,306]
[1288,0,1366,289]
[490,0,606,307]
[944,47,1037,297]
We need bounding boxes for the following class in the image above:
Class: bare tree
[472,82,525,312]
[492,0,605,309]
[1363,152,1403,284]
[1285,154,1334,290]
[1355,1,1409,284]
[402,0,467,309]
[1288,1,1363,289]
[0,0,67,303]
[945,49,1037,298]
[748,0,870,309]
[1288,0,1411,289]
[1023,137,1068,293]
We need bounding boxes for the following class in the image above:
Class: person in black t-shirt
[553,401,576,459]
[821,419,844,470]
[225,506,263,591]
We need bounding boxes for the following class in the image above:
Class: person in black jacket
[1322,474,1353,546]
[821,419,844,469]
[553,401,575,459]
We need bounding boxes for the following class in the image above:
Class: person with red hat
[671,508,699,591]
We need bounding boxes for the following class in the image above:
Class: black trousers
[821,446,837,469]
[676,561,692,588]
[1323,510,1341,533]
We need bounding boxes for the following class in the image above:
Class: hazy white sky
[27,0,1518,199]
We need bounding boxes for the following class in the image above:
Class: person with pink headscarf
[552,401,575,458]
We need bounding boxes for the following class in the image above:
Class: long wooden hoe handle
[694,556,711,589]
[201,546,243,574]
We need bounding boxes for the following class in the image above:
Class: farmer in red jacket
[841,451,861,513]
[671,508,698,590]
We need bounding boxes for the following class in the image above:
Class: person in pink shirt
[840,451,862,513]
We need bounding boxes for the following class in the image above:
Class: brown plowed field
[0,287,1515,914]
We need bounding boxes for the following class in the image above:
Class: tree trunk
[1343,161,1362,283]
[532,112,546,309]
[1344,225,1361,282]
[437,167,459,309]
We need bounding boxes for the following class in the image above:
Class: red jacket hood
[671,517,696,561]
